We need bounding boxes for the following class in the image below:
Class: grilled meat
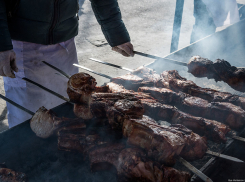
[110,74,154,91]
[122,115,207,165]
[188,56,245,92]
[0,168,27,182]
[117,148,191,182]
[30,106,84,138]
[158,70,245,110]
[89,144,190,182]
[139,86,245,130]
[94,85,111,93]
[107,82,230,143]
[67,72,97,104]
[58,122,123,155]
[73,104,93,119]
[132,66,161,83]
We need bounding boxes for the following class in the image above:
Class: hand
[112,42,134,57]
[0,50,18,78]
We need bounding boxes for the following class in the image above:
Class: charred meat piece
[111,73,154,91]
[89,142,126,172]
[131,66,161,83]
[117,148,191,182]
[94,85,111,93]
[187,56,214,78]
[138,87,181,104]
[180,96,245,130]
[142,99,229,143]
[188,56,245,92]
[114,99,144,118]
[30,106,84,138]
[172,111,229,143]
[67,72,97,104]
[89,144,190,182]
[139,86,245,130]
[122,116,207,165]
[73,104,93,120]
[0,168,27,182]
[58,123,123,155]
[159,70,245,110]
[92,92,138,102]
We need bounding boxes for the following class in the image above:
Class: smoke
[148,14,245,96]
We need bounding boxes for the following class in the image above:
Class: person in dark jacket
[0,0,134,127]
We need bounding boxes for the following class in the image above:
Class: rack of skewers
[1,19,245,182]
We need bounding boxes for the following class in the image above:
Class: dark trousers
[190,0,216,43]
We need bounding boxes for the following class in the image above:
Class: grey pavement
[1,0,245,132]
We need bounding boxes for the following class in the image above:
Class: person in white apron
[191,0,240,43]
[3,39,78,128]
[0,0,134,128]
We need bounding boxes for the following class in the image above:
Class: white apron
[201,0,240,27]
[4,38,78,128]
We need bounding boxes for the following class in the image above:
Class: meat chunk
[67,72,97,104]
[0,168,27,182]
[30,106,84,138]
[117,148,190,182]
[172,111,229,143]
[188,56,245,92]
[122,116,207,165]
[138,87,180,104]
[89,144,191,182]
[111,73,154,91]
[94,85,111,93]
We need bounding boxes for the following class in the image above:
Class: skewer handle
[73,64,112,79]
[134,51,188,66]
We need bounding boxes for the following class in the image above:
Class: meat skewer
[158,70,245,110]
[138,86,245,130]
[188,56,245,92]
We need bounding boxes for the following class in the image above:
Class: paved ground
[1,0,245,132]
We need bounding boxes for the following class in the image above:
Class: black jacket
[0,0,130,51]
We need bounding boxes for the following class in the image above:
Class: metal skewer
[133,50,188,66]
[0,94,35,116]
[22,78,73,104]
[89,58,133,72]
[73,64,112,79]
[42,61,71,79]
[177,156,213,182]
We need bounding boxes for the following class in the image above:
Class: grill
[1,20,245,182]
